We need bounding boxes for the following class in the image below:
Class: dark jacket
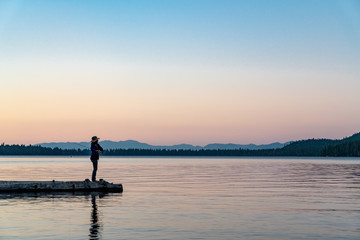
[90,142,103,161]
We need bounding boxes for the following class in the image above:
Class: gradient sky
[0,0,359,145]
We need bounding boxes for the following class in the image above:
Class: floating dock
[0,179,123,193]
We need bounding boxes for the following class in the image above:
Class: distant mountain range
[34,132,360,157]
[2,132,359,157]
[37,140,287,150]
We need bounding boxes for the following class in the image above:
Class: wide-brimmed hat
[91,136,100,143]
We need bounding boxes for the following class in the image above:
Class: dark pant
[91,159,98,181]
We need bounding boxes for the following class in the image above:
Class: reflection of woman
[89,194,101,240]
[90,136,104,182]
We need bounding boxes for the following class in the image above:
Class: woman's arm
[97,144,104,153]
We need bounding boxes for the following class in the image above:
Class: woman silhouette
[90,136,104,182]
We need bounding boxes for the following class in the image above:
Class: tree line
[0,143,89,156]
[0,133,359,157]
[321,140,360,157]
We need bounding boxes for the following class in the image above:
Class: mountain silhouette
[3,132,359,156]
[37,140,287,150]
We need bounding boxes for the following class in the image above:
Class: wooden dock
[0,179,123,193]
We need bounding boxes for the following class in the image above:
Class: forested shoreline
[0,144,89,156]
[1,133,359,157]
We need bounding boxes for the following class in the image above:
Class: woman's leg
[92,160,98,181]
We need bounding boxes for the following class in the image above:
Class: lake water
[0,157,359,240]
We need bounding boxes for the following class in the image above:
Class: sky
[0,0,359,145]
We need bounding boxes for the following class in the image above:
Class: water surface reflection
[0,191,122,240]
[0,157,359,240]
[89,193,102,240]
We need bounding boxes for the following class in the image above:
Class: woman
[90,136,104,182]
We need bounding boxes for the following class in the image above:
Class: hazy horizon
[21,130,360,147]
[1,0,359,145]
[37,138,288,146]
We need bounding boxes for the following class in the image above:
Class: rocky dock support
[0,179,123,193]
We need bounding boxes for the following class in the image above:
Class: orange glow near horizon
[1,1,359,145]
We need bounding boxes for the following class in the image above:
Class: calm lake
[0,156,359,240]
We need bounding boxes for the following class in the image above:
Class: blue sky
[0,0,359,144]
